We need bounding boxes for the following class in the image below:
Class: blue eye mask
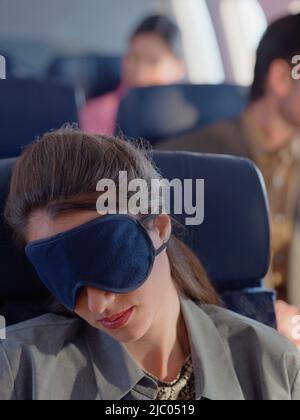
[25,215,168,311]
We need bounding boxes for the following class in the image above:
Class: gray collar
[84,297,245,400]
[180,297,245,400]
[84,325,154,400]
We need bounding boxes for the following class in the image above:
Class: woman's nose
[86,287,116,314]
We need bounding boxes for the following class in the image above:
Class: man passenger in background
[158,13,300,346]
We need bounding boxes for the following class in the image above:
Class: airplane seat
[153,151,276,328]
[116,84,248,144]
[0,39,64,80]
[0,79,79,159]
[0,152,276,328]
[47,54,122,101]
[0,158,51,326]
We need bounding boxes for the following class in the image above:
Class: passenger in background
[80,15,186,136]
[158,13,300,346]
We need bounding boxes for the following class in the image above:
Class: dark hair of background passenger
[251,13,300,102]
[131,14,184,60]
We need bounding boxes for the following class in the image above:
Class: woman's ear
[154,214,172,243]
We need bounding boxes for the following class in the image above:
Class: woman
[1,128,300,401]
[80,15,186,136]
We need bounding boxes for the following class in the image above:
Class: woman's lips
[98,307,135,330]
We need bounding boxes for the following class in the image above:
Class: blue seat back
[0,39,63,80]
[153,151,275,327]
[47,55,122,100]
[116,84,248,144]
[153,152,270,290]
[0,79,78,159]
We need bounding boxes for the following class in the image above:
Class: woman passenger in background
[80,15,186,136]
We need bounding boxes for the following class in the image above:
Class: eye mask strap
[155,240,169,256]
[141,214,170,256]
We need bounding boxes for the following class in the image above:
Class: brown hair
[5,127,220,306]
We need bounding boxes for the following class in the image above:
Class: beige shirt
[241,113,300,299]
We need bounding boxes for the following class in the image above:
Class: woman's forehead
[26,210,100,243]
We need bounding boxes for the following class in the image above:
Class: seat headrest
[153,151,270,291]
[116,84,248,144]
[0,79,78,159]
[48,55,122,100]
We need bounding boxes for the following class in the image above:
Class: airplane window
[220,0,267,85]
[171,0,225,84]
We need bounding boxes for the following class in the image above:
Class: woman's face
[122,33,185,87]
[26,210,173,344]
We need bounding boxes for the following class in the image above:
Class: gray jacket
[0,297,300,400]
